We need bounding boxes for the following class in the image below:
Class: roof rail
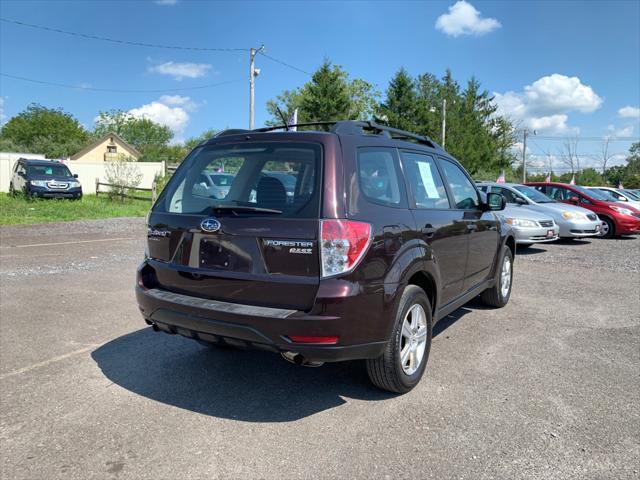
[252,120,441,149]
[253,121,338,133]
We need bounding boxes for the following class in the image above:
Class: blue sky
[0,0,639,169]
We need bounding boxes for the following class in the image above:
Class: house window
[107,146,117,154]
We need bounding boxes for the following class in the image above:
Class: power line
[533,135,639,141]
[0,17,312,76]
[0,73,243,93]
[257,51,311,76]
[0,17,248,52]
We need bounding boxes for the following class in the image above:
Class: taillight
[320,219,372,278]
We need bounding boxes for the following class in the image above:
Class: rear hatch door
[147,140,323,311]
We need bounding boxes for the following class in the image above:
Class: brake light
[320,219,372,278]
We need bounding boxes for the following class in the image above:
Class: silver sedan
[478,183,601,239]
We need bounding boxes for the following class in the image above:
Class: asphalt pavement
[1,218,639,479]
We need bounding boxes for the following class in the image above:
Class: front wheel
[480,246,513,308]
[366,285,433,394]
[599,217,615,238]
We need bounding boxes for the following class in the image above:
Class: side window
[440,159,480,209]
[492,186,517,204]
[400,151,450,209]
[580,196,592,205]
[548,186,572,201]
[358,148,402,206]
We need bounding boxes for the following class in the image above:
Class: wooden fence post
[95,178,99,196]
[152,181,157,203]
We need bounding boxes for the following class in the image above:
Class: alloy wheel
[400,304,428,375]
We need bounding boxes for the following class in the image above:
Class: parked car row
[477,181,640,242]
[527,182,640,238]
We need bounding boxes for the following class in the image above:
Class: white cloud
[618,106,640,119]
[155,0,178,5]
[128,96,197,135]
[149,61,211,80]
[606,124,634,138]
[523,74,602,115]
[494,74,602,134]
[158,95,198,111]
[435,1,501,37]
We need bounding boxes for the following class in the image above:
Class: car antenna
[275,106,290,131]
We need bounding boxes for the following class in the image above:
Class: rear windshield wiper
[209,205,283,215]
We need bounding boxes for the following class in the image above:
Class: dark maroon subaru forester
[136,121,515,393]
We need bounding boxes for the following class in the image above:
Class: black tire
[366,285,433,394]
[480,245,513,308]
[600,217,615,238]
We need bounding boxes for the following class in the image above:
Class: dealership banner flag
[570,175,576,185]
[496,171,506,183]
[288,109,298,132]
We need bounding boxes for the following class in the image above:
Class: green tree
[265,60,379,126]
[93,110,173,154]
[0,103,90,158]
[184,129,217,151]
[379,68,418,132]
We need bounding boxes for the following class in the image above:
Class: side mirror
[569,196,579,204]
[486,192,506,211]
[73,174,79,178]
[514,196,527,205]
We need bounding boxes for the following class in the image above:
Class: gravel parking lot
[1,218,639,480]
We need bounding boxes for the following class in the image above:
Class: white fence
[0,156,165,193]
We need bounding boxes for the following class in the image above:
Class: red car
[526,182,640,238]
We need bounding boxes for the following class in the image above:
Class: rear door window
[400,151,450,209]
[357,147,403,207]
[155,142,321,218]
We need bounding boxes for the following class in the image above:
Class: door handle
[421,224,436,237]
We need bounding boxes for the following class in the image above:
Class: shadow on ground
[92,327,393,422]
[92,301,479,422]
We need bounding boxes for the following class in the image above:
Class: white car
[589,187,640,210]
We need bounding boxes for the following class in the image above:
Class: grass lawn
[0,193,152,225]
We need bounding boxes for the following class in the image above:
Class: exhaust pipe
[281,351,324,368]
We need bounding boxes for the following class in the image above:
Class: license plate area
[199,236,252,272]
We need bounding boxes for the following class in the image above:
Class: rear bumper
[135,266,391,362]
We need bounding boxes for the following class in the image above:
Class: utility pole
[249,45,264,130]
[522,129,529,183]
[441,98,447,148]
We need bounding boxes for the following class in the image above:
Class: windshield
[28,164,72,177]
[512,185,555,203]
[155,142,321,218]
[573,185,611,201]
[622,189,640,200]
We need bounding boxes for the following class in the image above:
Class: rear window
[155,142,321,218]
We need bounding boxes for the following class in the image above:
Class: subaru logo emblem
[200,217,221,233]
